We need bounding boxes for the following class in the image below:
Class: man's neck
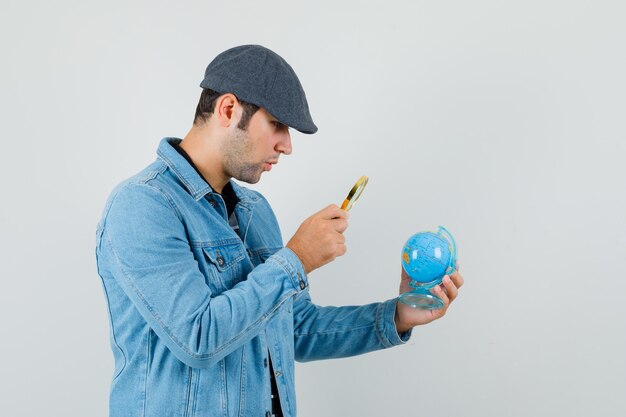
[180,125,230,193]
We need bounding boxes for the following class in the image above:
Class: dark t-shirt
[172,142,239,216]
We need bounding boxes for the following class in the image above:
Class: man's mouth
[264,160,279,171]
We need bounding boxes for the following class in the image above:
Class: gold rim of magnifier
[341,175,369,211]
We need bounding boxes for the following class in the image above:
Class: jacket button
[217,256,224,266]
[274,370,282,377]
[266,412,271,417]
[297,273,306,289]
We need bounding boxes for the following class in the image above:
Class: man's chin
[235,173,263,185]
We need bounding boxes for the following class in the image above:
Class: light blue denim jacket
[95,138,411,417]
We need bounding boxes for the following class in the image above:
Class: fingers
[432,272,463,312]
[319,204,349,233]
[320,204,349,220]
[335,232,347,255]
[337,241,347,256]
[431,285,450,311]
[332,217,349,233]
[288,204,352,273]
[324,217,348,259]
[441,275,459,302]
[449,270,464,289]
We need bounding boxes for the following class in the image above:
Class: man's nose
[276,130,292,155]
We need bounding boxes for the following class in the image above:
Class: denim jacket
[95,138,410,417]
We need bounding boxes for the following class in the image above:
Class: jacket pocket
[200,240,245,292]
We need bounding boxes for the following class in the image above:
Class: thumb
[319,204,349,220]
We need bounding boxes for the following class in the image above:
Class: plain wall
[1,1,625,416]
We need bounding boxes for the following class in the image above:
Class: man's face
[221,107,292,184]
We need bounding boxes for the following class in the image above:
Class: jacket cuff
[375,298,412,348]
[266,247,309,292]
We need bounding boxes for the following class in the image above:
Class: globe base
[398,290,444,310]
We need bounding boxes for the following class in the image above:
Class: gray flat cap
[200,45,318,134]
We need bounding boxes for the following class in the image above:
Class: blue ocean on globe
[401,230,453,284]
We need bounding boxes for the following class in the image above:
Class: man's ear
[214,93,240,128]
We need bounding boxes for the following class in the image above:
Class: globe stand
[398,226,457,310]
[398,281,445,310]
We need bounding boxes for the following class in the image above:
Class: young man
[95,44,464,417]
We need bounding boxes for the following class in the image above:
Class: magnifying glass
[341,175,369,211]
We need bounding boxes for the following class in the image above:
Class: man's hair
[193,88,260,130]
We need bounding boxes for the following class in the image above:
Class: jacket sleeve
[96,183,308,369]
[292,290,412,362]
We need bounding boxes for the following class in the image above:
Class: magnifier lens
[342,176,369,211]
[352,182,366,200]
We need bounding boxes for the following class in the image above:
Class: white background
[1,1,625,416]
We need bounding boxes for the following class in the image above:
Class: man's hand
[286,205,349,274]
[394,263,464,333]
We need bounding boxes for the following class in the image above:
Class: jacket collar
[157,137,260,205]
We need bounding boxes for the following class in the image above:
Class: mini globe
[398,226,457,310]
